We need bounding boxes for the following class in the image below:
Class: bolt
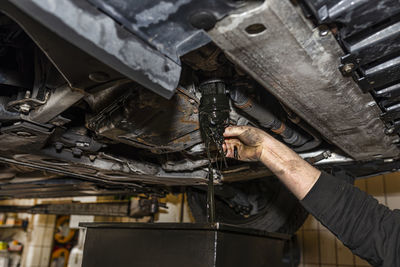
[76,142,89,148]
[385,128,395,135]
[16,131,33,137]
[189,99,196,105]
[72,148,83,158]
[322,150,332,158]
[343,63,355,74]
[163,64,170,72]
[88,72,110,83]
[190,11,217,31]
[319,25,330,36]
[19,103,31,114]
[54,142,64,152]
[367,101,376,107]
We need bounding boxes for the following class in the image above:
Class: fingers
[224,139,242,159]
[224,140,233,158]
[224,126,250,138]
[224,137,261,162]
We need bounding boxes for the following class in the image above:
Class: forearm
[223,125,320,199]
[259,134,321,200]
[261,135,400,266]
[224,125,400,265]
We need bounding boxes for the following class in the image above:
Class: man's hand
[223,125,321,200]
[223,126,269,162]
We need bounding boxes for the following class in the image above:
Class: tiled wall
[17,198,76,267]
[22,214,55,267]
[297,172,400,267]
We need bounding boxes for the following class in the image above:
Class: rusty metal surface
[2,151,209,186]
[25,85,84,124]
[0,122,53,152]
[88,86,202,154]
[209,0,400,160]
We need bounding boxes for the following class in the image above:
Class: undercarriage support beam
[0,199,165,218]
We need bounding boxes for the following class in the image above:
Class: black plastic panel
[302,0,400,136]
[86,0,239,63]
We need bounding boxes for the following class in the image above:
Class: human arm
[223,126,320,200]
[223,125,400,266]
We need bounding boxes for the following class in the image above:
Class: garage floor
[297,172,400,267]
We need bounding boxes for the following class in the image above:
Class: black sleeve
[301,172,400,267]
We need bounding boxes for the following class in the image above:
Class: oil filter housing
[198,79,230,154]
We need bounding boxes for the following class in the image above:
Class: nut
[385,128,395,135]
[318,25,330,36]
[343,63,355,74]
[19,103,31,114]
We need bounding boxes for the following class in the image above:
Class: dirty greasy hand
[223,126,269,162]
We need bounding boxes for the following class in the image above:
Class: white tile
[384,173,400,209]
[366,176,386,204]
[296,231,304,264]
[39,247,51,266]
[24,246,42,266]
[302,230,319,264]
[386,195,400,210]
[336,241,354,265]
[45,215,56,226]
[43,227,54,247]
[32,215,48,227]
[302,215,319,230]
[30,226,46,246]
[355,178,367,192]
[355,254,371,266]
[319,230,336,265]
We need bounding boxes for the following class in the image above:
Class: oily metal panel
[87,86,202,154]
[208,0,399,160]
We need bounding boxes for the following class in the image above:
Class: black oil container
[80,223,290,267]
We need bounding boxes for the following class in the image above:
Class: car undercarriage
[0,0,398,233]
